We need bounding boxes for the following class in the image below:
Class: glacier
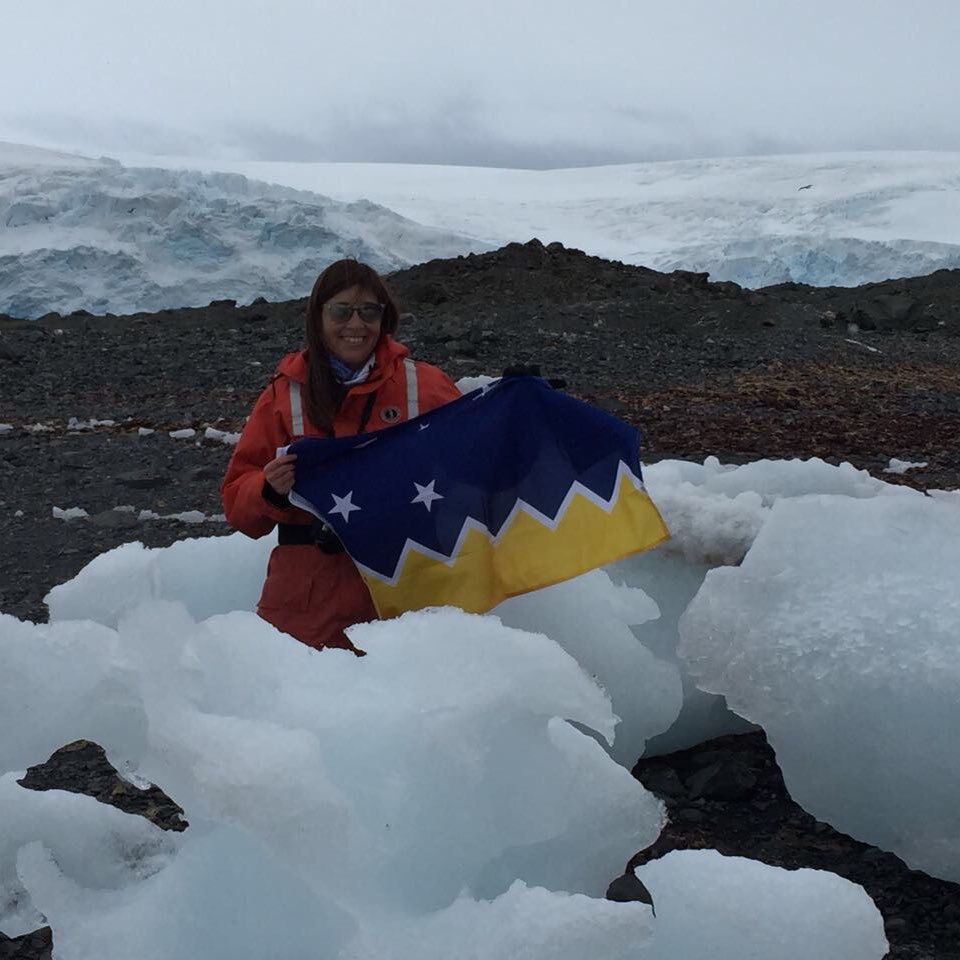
[4,143,960,318]
[0,143,487,319]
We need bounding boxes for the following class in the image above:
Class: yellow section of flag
[362,468,669,618]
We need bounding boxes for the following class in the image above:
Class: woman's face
[320,285,384,368]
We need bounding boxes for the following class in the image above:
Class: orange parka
[222,336,461,651]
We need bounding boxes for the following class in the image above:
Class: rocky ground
[1,240,959,958]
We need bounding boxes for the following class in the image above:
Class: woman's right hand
[263,453,297,495]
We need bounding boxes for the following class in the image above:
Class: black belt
[277,522,345,554]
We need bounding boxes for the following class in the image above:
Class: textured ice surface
[16,829,356,960]
[0,149,485,318]
[496,570,682,765]
[680,494,960,881]
[49,535,682,768]
[342,881,654,960]
[0,776,181,937]
[46,534,271,626]
[3,590,887,958]
[0,615,142,772]
[1,602,663,942]
[635,850,887,959]
[606,457,919,755]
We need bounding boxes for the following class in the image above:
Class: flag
[286,376,669,618]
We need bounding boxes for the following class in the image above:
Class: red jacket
[222,336,461,650]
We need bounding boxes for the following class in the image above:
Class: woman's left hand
[263,453,297,495]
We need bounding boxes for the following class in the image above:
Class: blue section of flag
[288,376,645,580]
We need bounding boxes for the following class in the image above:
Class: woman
[222,259,462,652]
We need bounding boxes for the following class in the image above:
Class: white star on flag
[329,491,361,522]
[411,480,444,512]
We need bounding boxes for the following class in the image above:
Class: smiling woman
[221,259,462,652]
[319,288,385,372]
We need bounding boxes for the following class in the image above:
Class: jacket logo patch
[380,406,401,422]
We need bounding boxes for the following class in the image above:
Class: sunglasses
[324,301,385,323]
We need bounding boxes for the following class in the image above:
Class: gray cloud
[2,0,959,168]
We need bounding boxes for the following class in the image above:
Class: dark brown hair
[303,259,401,434]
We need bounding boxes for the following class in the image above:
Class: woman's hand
[263,453,297,495]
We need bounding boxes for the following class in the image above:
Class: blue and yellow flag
[287,376,669,618]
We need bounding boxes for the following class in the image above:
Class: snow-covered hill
[3,143,960,318]
[0,144,487,319]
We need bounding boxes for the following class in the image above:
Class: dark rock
[682,748,735,770]
[872,293,918,323]
[672,269,711,288]
[0,339,22,363]
[403,280,450,306]
[685,758,758,800]
[58,451,89,471]
[435,320,469,341]
[18,740,187,832]
[593,396,629,415]
[638,765,685,799]
[187,465,222,481]
[0,926,53,960]
[444,339,477,357]
[914,306,943,332]
[88,509,140,529]
[674,807,706,823]
[114,471,165,489]
[852,294,921,332]
[605,872,655,909]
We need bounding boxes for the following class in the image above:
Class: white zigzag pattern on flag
[356,461,646,586]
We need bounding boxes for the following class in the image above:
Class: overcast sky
[3,0,959,168]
